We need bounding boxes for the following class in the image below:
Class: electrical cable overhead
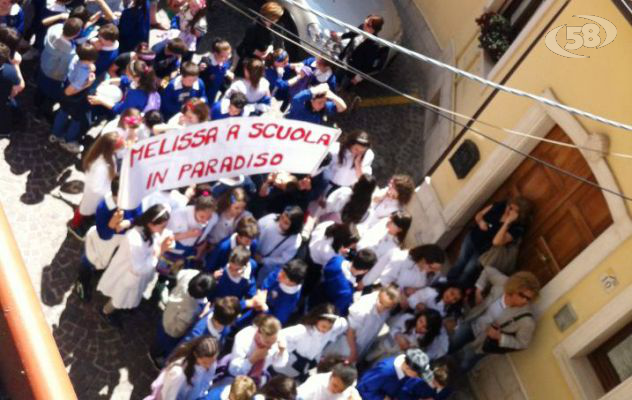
[280,0,632,132]
[219,0,632,202]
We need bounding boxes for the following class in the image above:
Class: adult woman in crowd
[446,196,532,287]
[328,131,374,191]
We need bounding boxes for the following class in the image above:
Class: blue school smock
[262,267,301,324]
[94,198,140,240]
[0,4,25,34]
[112,87,150,114]
[118,0,150,53]
[265,65,292,100]
[201,56,232,102]
[160,76,207,119]
[286,89,337,125]
[207,262,257,305]
[233,265,301,330]
[210,99,245,120]
[310,255,354,316]
[178,313,230,350]
[357,356,425,400]
[302,57,337,91]
[203,235,258,273]
[95,47,120,78]
[152,44,181,79]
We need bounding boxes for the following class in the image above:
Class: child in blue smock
[357,348,438,400]
[160,61,207,119]
[210,92,251,120]
[286,83,346,125]
[235,259,307,331]
[179,295,241,350]
[0,0,25,34]
[204,216,259,273]
[152,37,186,80]
[92,23,119,79]
[207,246,257,308]
[310,248,377,317]
[200,39,233,103]
[88,59,160,115]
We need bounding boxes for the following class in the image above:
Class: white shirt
[162,269,208,337]
[379,252,428,290]
[357,187,400,235]
[257,213,302,267]
[283,319,348,360]
[309,221,337,266]
[223,78,270,106]
[360,247,404,287]
[393,354,407,380]
[79,156,114,215]
[323,186,353,221]
[167,206,218,247]
[228,325,289,376]
[472,296,507,337]
[407,286,448,317]
[297,372,360,400]
[207,211,252,245]
[160,359,216,400]
[205,311,223,339]
[348,291,390,357]
[388,313,449,361]
[328,142,374,187]
[142,190,189,213]
[356,218,399,260]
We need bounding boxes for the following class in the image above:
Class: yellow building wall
[421,0,632,398]
[412,0,487,56]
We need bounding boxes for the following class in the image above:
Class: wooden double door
[449,125,613,286]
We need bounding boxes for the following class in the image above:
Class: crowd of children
[0,0,544,398]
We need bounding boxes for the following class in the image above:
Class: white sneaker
[61,142,84,154]
[48,134,59,143]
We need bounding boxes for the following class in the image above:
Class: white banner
[118,117,340,209]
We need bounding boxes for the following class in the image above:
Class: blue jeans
[52,110,82,143]
[447,231,481,287]
[449,321,485,372]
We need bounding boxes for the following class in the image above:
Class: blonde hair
[260,1,284,21]
[504,271,540,298]
[229,376,257,400]
[255,314,281,337]
[379,284,400,302]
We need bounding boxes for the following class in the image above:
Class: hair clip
[202,191,210,197]
[124,115,142,126]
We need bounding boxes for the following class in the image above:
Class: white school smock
[79,156,114,215]
[308,221,337,266]
[328,142,374,188]
[323,186,353,220]
[228,325,289,377]
[297,372,360,400]
[257,213,302,267]
[159,358,217,400]
[360,247,402,287]
[97,227,172,309]
[142,190,189,213]
[207,211,252,246]
[274,319,348,377]
[356,218,399,261]
[168,206,218,248]
[223,78,270,105]
[380,255,429,290]
[407,286,448,317]
[357,187,400,235]
[85,193,123,270]
[326,291,389,358]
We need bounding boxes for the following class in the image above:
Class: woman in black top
[447,197,532,287]
[235,2,284,76]
[332,14,384,89]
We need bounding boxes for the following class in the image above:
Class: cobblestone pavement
[0,1,432,399]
